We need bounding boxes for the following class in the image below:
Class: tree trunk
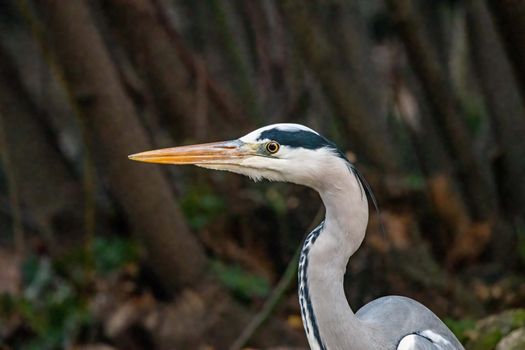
[391,67,471,248]
[487,0,525,103]
[150,0,248,133]
[0,42,82,247]
[281,0,400,173]
[330,1,390,147]
[103,0,199,141]
[386,0,496,222]
[36,0,206,293]
[209,0,261,122]
[466,0,525,218]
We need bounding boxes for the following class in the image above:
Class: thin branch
[229,206,324,350]
[0,111,24,253]
[16,0,96,248]
[386,0,495,221]
[281,0,400,172]
[150,0,247,126]
[487,0,525,104]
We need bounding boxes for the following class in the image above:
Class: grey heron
[129,123,464,350]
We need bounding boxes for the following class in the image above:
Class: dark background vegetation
[0,0,525,349]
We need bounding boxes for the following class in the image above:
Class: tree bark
[36,0,206,293]
[386,0,495,222]
[487,0,525,103]
[150,0,248,131]
[466,0,525,217]
[330,1,389,146]
[281,0,400,173]
[209,0,261,121]
[391,67,471,245]
[0,42,81,245]
[103,0,197,140]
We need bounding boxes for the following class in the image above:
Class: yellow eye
[266,141,280,154]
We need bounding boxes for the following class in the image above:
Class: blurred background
[0,0,524,349]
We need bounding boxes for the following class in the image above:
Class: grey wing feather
[397,334,441,349]
[357,296,465,350]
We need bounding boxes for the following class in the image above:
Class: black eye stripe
[257,129,336,151]
[256,128,346,160]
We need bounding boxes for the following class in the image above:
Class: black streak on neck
[299,221,327,350]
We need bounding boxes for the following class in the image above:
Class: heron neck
[301,163,371,349]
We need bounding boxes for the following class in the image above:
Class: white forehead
[239,123,319,142]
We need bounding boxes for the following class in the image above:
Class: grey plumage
[357,296,463,349]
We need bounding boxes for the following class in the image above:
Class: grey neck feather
[299,159,377,350]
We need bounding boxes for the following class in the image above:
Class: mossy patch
[466,309,525,350]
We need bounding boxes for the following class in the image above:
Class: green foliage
[461,93,488,135]
[265,187,288,215]
[211,260,270,301]
[517,224,525,265]
[513,310,525,326]
[0,236,141,349]
[1,255,91,350]
[465,309,525,350]
[471,329,503,350]
[405,173,426,191]
[181,184,225,229]
[92,236,140,275]
[444,317,476,344]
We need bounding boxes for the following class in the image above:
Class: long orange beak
[128,140,251,165]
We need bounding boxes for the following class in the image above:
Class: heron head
[129,123,348,190]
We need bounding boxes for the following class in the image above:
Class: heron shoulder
[356,295,437,321]
[356,296,464,349]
